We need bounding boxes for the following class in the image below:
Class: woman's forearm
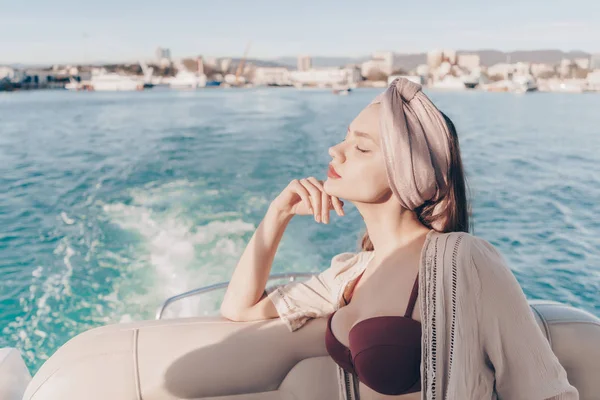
[220,203,294,318]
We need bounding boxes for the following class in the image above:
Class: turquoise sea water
[1,88,599,374]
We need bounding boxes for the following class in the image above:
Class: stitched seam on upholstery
[531,305,552,349]
[542,320,600,327]
[133,328,142,400]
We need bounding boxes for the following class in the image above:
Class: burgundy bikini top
[325,271,422,396]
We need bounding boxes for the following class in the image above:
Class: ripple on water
[1,89,598,374]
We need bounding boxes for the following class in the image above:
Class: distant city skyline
[1,0,599,64]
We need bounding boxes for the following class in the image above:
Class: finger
[299,178,322,222]
[331,196,345,216]
[321,188,329,224]
[306,177,329,223]
[307,177,343,218]
[306,177,326,222]
[290,180,313,214]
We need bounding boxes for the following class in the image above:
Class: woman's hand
[271,177,345,223]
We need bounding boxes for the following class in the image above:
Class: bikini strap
[404,272,419,318]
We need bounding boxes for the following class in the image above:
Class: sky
[1,0,599,64]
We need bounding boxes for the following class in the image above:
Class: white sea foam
[102,179,256,318]
[60,211,75,225]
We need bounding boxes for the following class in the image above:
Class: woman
[220,78,579,399]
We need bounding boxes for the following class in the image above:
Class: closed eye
[343,138,369,153]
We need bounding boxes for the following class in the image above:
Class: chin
[323,178,338,193]
[324,178,347,198]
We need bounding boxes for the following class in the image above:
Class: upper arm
[265,251,360,332]
[220,289,279,322]
[222,251,361,332]
[245,289,280,321]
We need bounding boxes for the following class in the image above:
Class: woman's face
[324,103,391,203]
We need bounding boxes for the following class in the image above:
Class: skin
[322,103,432,400]
[324,103,432,265]
[223,101,435,399]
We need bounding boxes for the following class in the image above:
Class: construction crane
[234,41,252,86]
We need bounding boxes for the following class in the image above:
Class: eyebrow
[347,127,376,142]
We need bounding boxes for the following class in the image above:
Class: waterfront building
[297,55,312,72]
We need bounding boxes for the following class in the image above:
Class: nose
[328,141,345,161]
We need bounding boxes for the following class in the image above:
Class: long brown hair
[359,111,472,251]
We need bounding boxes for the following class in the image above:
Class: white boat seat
[22,300,600,399]
[528,300,600,400]
[0,347,32,400]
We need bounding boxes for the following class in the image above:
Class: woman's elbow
[219,305,245,321]
[220,298,279,323]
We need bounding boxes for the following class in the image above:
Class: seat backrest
[529,300,600,400]
[23,316,338,400]
[23,301,599,399]
[0,348,31,400]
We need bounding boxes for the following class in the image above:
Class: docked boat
[482,75,538,94]
[168,70,207,89]
[430,75,466,90]
[88,69,145,91]
[463,75,482,89]
[332,86,351,95]
[547,80,586,93]
[0,78,14,91]
[4,272,600,399]
[512,74,538,94]
[64,78,80,90]
[64,77,94,91]
[463,80,479,89]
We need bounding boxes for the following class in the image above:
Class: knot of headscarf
[395,77,421,102]
[369,78,452,229]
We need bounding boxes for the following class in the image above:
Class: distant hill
[230,58,293,68]
[459,49,591,66]
[4,50,593,71]
[270,56,370,68]
[266,49,592,70]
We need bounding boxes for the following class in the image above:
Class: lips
[328,164,341,178]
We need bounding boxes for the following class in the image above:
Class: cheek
[361,155,388,186]
[326,158,389,200]
[357,156,389,196]
[360,164,389,195]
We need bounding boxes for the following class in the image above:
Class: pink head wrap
[370,78,452,229]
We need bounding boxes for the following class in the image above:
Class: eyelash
[342,138,369,153]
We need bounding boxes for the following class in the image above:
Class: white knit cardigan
[266,230,579,399]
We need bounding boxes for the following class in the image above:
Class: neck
[355,197,431,263]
